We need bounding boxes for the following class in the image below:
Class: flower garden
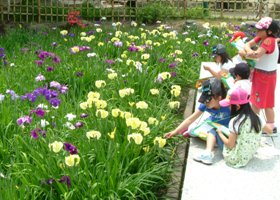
[0,20,251,199]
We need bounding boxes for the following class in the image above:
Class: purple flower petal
[59,176,71,188]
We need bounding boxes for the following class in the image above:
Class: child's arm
[243,39,256,55]
[165,110,203,138]
[243,38,272,59]
[217,128,237,149]
[203,65,221,80]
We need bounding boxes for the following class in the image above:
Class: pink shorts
[250,69,277,108]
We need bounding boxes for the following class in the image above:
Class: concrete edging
[165,89,196,200]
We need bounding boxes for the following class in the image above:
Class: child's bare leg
[206,133,216,152]
[251,104,260,114]
[265,108,275,129]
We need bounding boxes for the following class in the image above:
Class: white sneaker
[193,151,214,165]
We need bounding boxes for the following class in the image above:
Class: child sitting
[165,78,231,165]
[203,44,235,80]
[229,62,251,94]
[218,87,272,168]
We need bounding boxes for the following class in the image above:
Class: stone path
[180,63,280,200]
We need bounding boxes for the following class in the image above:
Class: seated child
[203,44,235,80]
[218,87,272,168]
[229,62,251,94]
[165,78,231,165]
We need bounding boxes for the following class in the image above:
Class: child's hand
[238,49,246,57]
[203,65,210,71]
[164,130,177,138]
[216,127,223,135]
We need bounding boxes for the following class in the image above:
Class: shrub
[136,1,177,24]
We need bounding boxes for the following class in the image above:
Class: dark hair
[212,79,227,100]
[199,78,226,104]
[218,52,232,65]
[231,103,261,134]
[232,63,250,79]
[266,20,280,37]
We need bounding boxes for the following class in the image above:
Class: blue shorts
[209,128,224,150]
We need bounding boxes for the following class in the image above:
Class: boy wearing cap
[218,88,271,168]
[239,17,280,135]
[204,44,235,80]
[165,78,231,165]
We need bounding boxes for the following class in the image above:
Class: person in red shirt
[239,17,280,136]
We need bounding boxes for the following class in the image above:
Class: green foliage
[136,2,178,24]
[0,20,238,199]
[185,7,207,19]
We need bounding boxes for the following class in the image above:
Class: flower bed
[0,20,245,199]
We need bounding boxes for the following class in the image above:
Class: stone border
[164,89,196,199]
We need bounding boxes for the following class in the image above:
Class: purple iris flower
[59,85,68,94]
[6,89,19,100]
[47,66,54,71]
[128,45,139,52]
[50,90,59,98]
[35,74,45,82]
[49,98,61,107]
[203,40,209,46]
[35,60,44,66]
[21,48,29,54]
[27,93,37,102]
[192,52,199,57]
[234,25,240,31]
[87,30,95,35]
[76,71,83,77]
[105,59,115,65]
[74,121,84,128]
[64,143,78,155]
[17,116,32,126]
[168,62,177,68]
[251,32,257,37]
[30,128,46,139]
[31,129,39,139]
[158,58,166,63]
[41,178,55,185]
[39,87,49,96]
[38,51,49,60]
[53,56,61,63]
[0,53,5,58]
[80,113,89,118]
[51,42,57,47]
[68,33,75,37]
[3,58,8,66]
[40,130,46,137]
[46,178,55,185]
[35,108,45,117]
[79,46,91,51]
[114,41,123,47]
[50,81,61,89]
[44,91,52,101]
[59,176,71,188]
[171,71,177,77]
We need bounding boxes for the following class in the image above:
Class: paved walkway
[181,62,280,200]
